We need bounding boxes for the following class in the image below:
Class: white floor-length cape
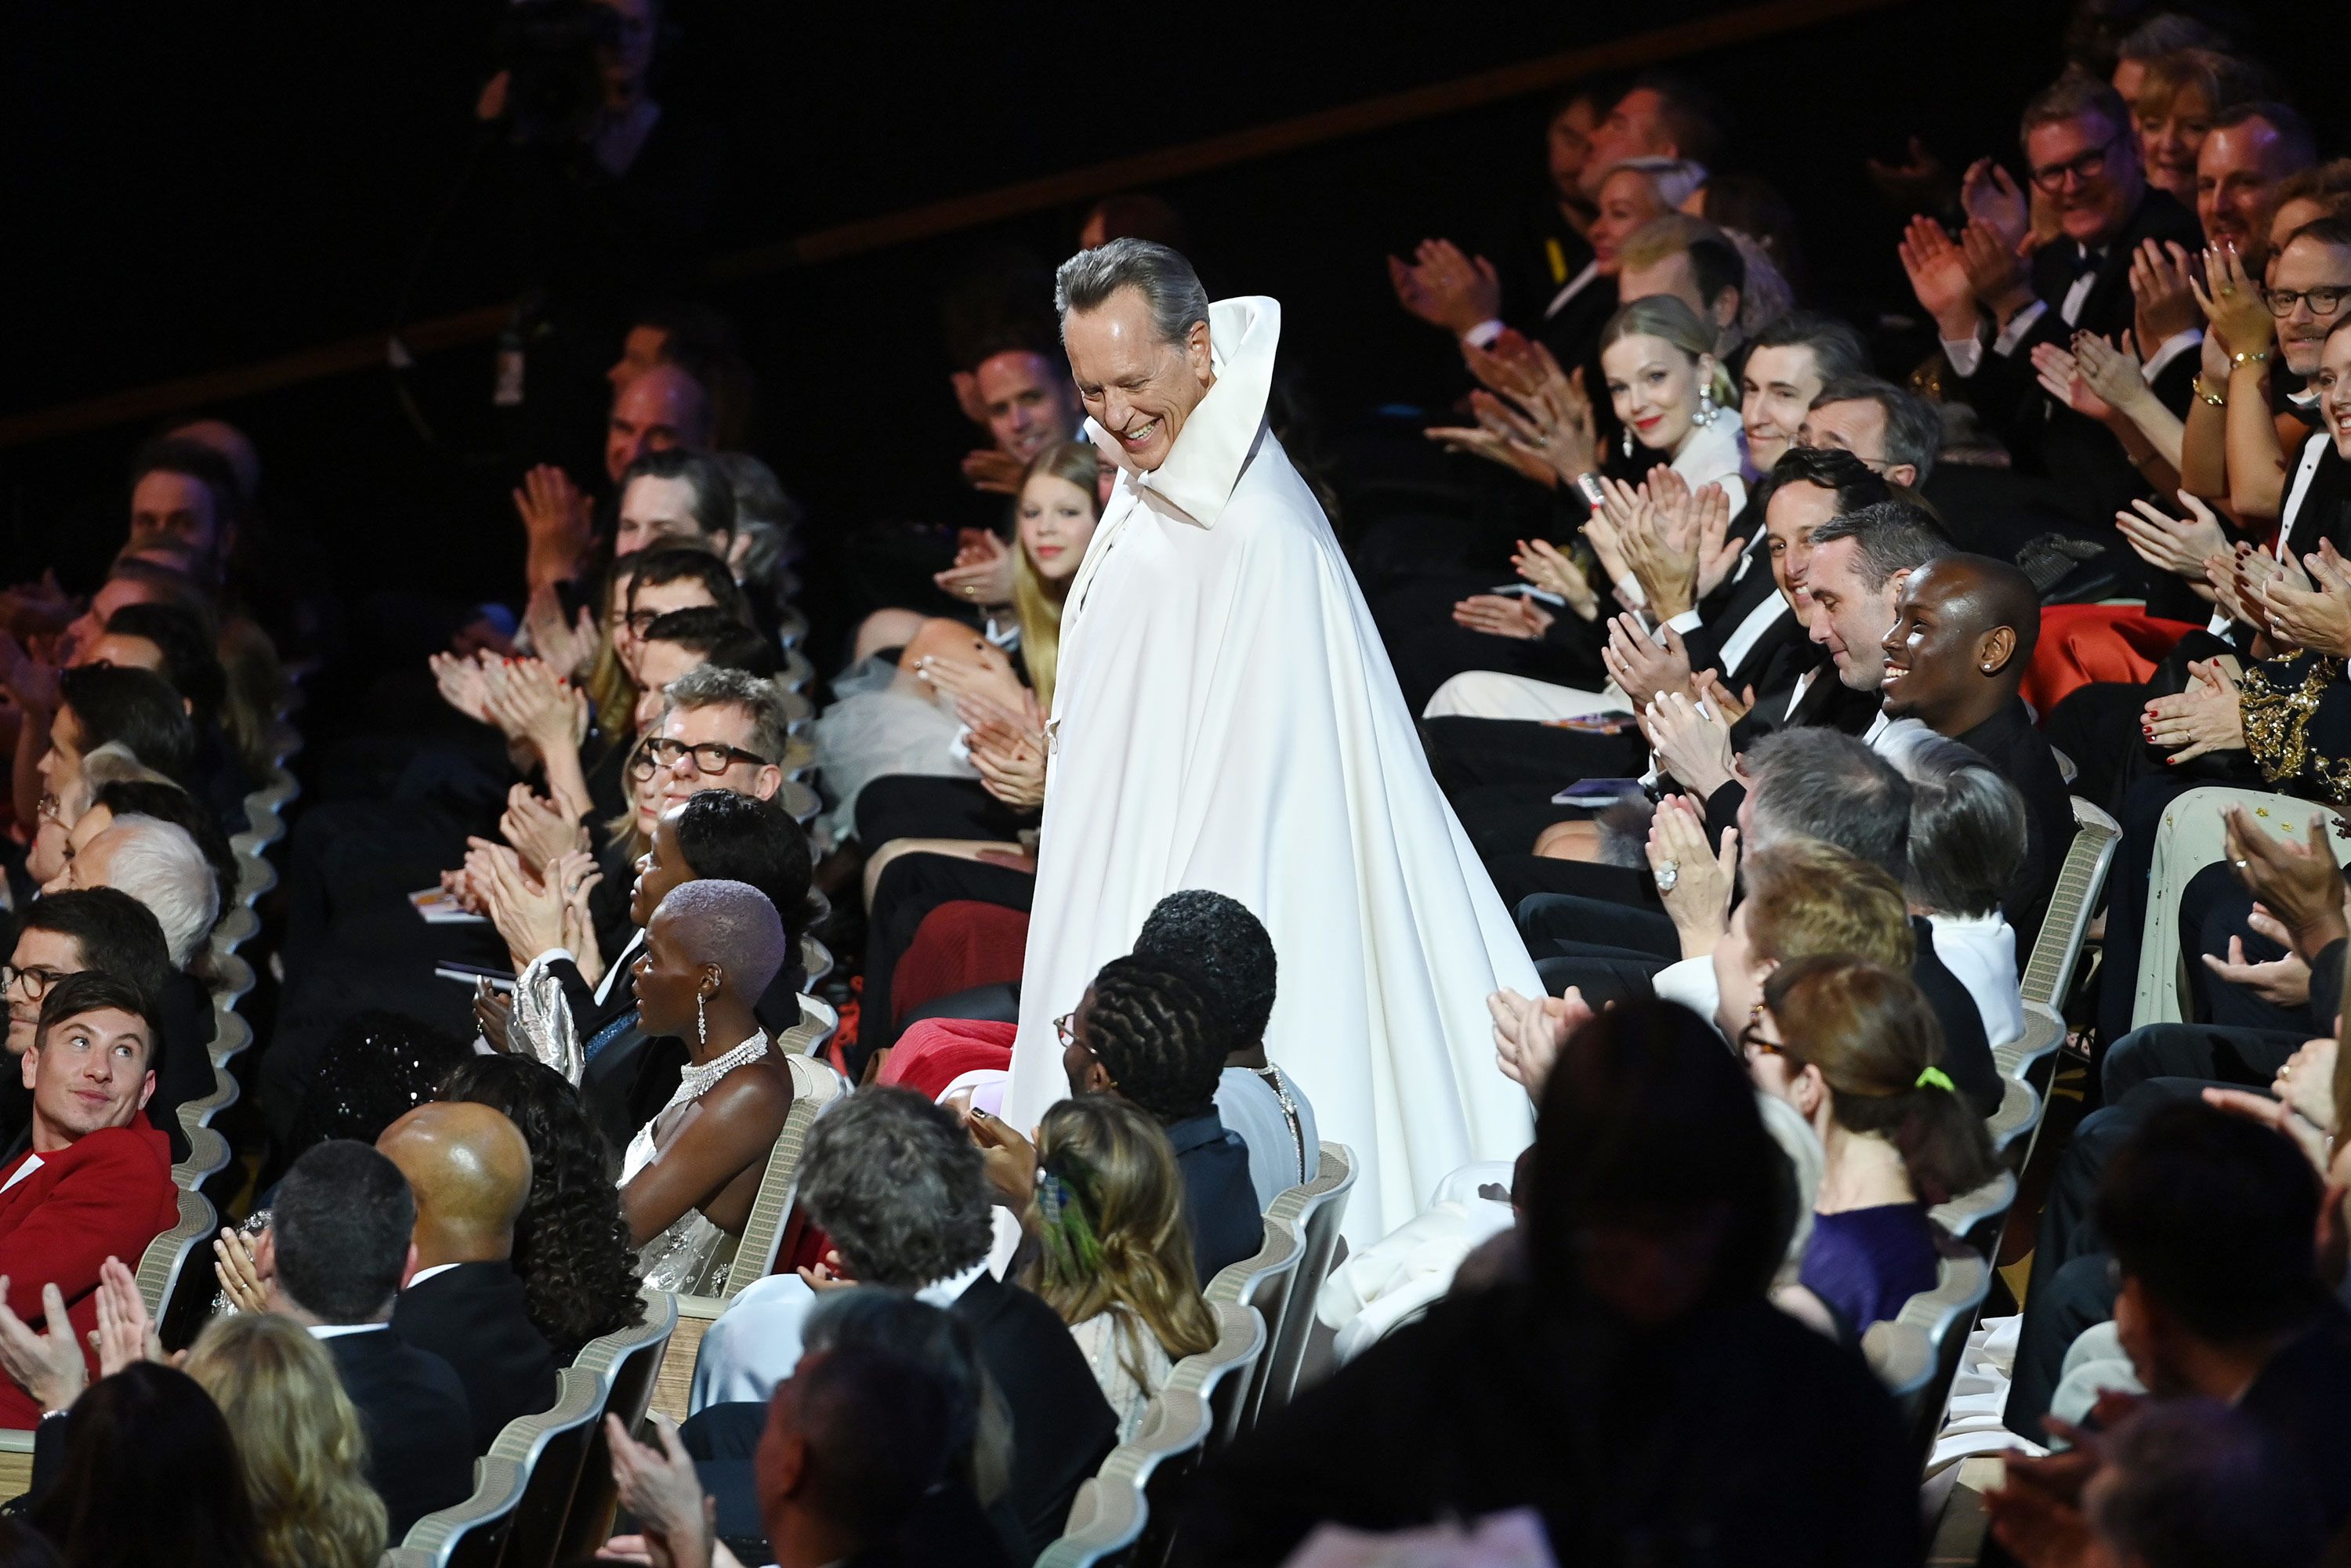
[1004,295,1540,1240]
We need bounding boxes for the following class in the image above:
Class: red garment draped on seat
[2020,604,2201,717]
[889,900,1031,1024]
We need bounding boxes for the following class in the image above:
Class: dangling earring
[696,991,707,1051]
[1621,425,1635,458]
[1695,387,1717,426]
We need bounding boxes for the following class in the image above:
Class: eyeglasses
[629,737,773,780]
[622,608,679,636]
[2267,284,2351,319]
[1,965,70,1003]
[1737,1007,1784,1059]
[1054,1012,1078,1049]
[2028,132,2121,192]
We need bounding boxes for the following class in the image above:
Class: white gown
[1003,296,1539,1240]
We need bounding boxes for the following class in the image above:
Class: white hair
[89,813,218,967]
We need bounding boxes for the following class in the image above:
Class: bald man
[1880,554,2073,943]
[605,361,714,485]
[381,1103,559,1454]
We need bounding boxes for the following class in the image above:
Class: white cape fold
[1005,295,1538,1240]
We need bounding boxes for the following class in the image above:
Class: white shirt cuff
[1665,610,1704,636]
[2142,328,2202,383]
[1941,335,1987,379]
[1461,320,1505,349]
[1991,299,2048,358]
[1614,575,1648,610]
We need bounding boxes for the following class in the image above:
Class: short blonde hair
[1740,838,1912,969]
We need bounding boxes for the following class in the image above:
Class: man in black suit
[378,1100,559,1454]
[1878,553,2075,947]
[1904,71,2203,532]
[261,1139,474,1540]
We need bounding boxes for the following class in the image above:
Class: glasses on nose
[2267,285,2351,319]
[1737,1008,1785,1059]
[2,965,67,1003]
[1054,1012,1078,1049]
[628,738,773,780]
[2029,134,2121,192]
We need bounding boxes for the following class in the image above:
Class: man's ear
[135,1069,155,1112]
[1884,567,1913,607]
[1886,463,1919,488]
[1978,625,2019,675]
[1081,1058,1117,1095]
[1185,318,1215,386]
[17,1045,33,1093]
[753,764,784,802]
[399,1240,421,1292]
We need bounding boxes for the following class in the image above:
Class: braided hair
[437,1057,645,1357]
[1081,957,1231,1125]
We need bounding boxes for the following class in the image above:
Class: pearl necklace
[672,1033,773,1108]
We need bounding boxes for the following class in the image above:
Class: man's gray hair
[1811,375,1943,485]
[1807,500,1953,591]
[664,664,792,766]
[89,813,218,968]
[799,1089,994,1287]
[1055,237,1211,347]
[1879,726,2026,918]
[1746,728,1911,882]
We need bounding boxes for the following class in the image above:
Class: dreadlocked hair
[1030,1096,1219,1389]
[1083,956,1233,1124]
[437,1057,645,1356]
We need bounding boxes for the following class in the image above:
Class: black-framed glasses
[1,965,68,1002]
[628,737,773,780]
[1737,1005,1784,1059]
[2028,132,2121,192]
[622,608,673,636]
[2267,284,2351,319]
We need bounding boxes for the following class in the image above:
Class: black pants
[856,773,1032,848]
[2099,1020,2302,1103]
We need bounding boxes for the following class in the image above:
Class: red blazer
[0,1122,177,1429]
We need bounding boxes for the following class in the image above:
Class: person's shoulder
[701,1056,795,1118]
[386,1334,472,1407]
[58,1122,171,1180]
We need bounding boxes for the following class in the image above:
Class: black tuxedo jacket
[392,1261,560,1455]
[951,1275,1119,1562]
[323,1326,476,1540]
[2241,1299,2351,1535]
[1953,190,2204,527]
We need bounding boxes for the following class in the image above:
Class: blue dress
[1799,1203,1941,1334]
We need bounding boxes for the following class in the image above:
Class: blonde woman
[183,1313,386,1568]
[1026,1095,1220,1441]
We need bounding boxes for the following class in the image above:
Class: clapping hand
[2140,658,2244,762]
[1897,215,1980,341]
[1451,594,1553,641]
[960,692,1047,810]
[967,1105,1039,1205]
[1958,158,2029,251]
[1460,328,1559,405]
[2030,342,2114,422]
[1510,538,1599,622]
[2189,242,2274,360]
[471,842,569,970]
[1648,794,1738,957]
[1487,985,1592,1100]
[2070,331,2152,415]
[513,465,595,590]
[1957,219,2029,314]
[2130,239,2201,349]
[212,1227,270,1315]
[1601,613,1694,707]
[1639,688,1737,802]
[2116,492,2227,584]
[500,783,590,877]
[1387,239,1503,336]
[429,650,496,725]
[523,583,600,681]
[959,449,1027,497]
[933,529,1016,605]
[91,1256,163,1376]
[599,1413,718,1568]
[1695,668,1755,726]
[2259,540,2351,656]
[2219,806,2349,960]
[0,1279,87,1414]
[914,635,1026,712]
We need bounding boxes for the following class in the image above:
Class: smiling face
[630,810,697,929]
[1741,345,1827,473]
[2195,117,2295,258]
[25,1005,154,1150]
[4,929,82,1059]
[2135,82,2212,205]
[629,903,713,1041]
[1762,480,1841,608]
[1062,288,1215,474]
[1804,535,1904,692]
[2027,111,2143,248]
[1602,332,1705,458]
[2272,237,2351,379]
[976,350,1078,464]
[44,802,118,895]
[2316,324,2351,461]
[1588,168,1668,277]
[1016,473,1099,585]
[1878,559,1994,722]
[619,576,719,680]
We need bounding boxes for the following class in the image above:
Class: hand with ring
[1647,795,1738,958]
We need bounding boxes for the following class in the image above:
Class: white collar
[916,1258,989,1308]
[1085,295,1281,534]
[308,1322,389,1340]
[406,1263,463,1290]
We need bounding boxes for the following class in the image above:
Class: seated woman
[439,1055,647,1360]
[619,878,796,1291]
[1744,954,1996,1337]
[817,440,1097,860]
[1425,292,1749,723]
[1024,1095,1220,1441]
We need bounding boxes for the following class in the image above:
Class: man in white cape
[1003,239,1539,1239]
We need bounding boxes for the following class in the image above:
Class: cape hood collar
[1087,295,1279,530]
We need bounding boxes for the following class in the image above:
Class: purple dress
[1799,1203,1941,1334]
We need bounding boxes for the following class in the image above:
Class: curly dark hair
[1083,957,1231,1125]
[438,1057,644,1357]
[1132,889,1277,1048]
[798,1089,994,1287]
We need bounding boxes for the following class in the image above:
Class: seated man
[1878,552,2074,943]
[614,448,737,561]
[2,889,210,1163]
[379,1100,559,1455]
[690,1088,1114,1563]
[1133,890,1320,1209]
[259,1139,475,1537]
[17,663,198,846]
[49,812,220,970]
[753,1345,958,1568]
[0,973,179,1429]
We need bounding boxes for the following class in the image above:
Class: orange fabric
[2020,604,2200,716]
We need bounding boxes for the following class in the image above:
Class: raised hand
[2115,493,2227,583]
[212,1227,270,1315]
[1957,219,2029,314]
[1959,158,2029,250]
[2189,242,2274,359]
[604,1413,717,1568]
[933,529,1016,606]
[1696,668,1755,726]
[2141,659,2244,763]
[1398,239,1502,337]
[0,1280,87,1414]
[1898,215,1980,341]
[2030,343,2113,421]
[958,449,1027,497]
[1451,594,1554,641]
[2130,239,2201,348]
[474,841,567,970]
[2259,552,2351,657]
[1648,795,1737,957]
[1601,612,1694,707]
[964,703,1047,810]
[1640,688,1737,802]
[513,465,595,590]
[1488,985,1592,1100]
[501,783,589,877]
[2072,331,2153,415]
[1690,485,1740,600]
[1510,537,1599,621]
[523,583,600,681]
[2221,807,2349,960]
[1460,328,1556,404]
[429,650,496,726]
[91,1256,159,1377]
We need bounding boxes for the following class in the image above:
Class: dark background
[0,0,2336,619]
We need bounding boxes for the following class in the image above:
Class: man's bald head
[377,1101,534,1266]
[1880,553,2043,729]
[606,361,715,483]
